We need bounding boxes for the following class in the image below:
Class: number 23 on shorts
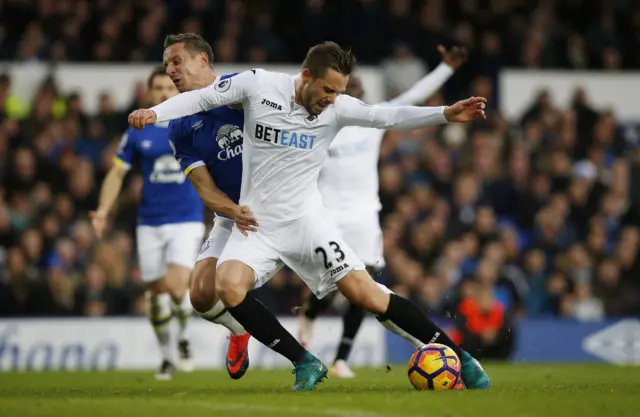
[315,241,346,269]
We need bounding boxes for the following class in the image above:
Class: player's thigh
[282,212,366,300]
[217,227,284,296]
[334,210,385,269]
[136,225,168,284]
[336,269,390,315]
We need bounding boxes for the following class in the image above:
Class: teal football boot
[291,352,328,392]
[460,350,491,389]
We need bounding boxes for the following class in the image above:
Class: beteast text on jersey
[254,122,318,150]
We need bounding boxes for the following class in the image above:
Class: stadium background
[1,0,640,370]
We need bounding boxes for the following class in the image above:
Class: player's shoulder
[334,94,370,112]
[335,94,366,106]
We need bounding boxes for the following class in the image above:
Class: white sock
[146,292,174,362]
[199,299,246,336]
[173,291,193,342]
[375,282,424,349]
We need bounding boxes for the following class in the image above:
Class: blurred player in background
[162,33,254,379]
[129,41,490,391]
[91,67,205,380]
[300,46,468,378]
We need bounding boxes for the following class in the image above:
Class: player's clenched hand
[89,211,108,239]
[233,205,259,236]
[443,97,487,123]
[437,45,468,70]
[128,109,157,130]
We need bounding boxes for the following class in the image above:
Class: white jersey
[319,62,454,214]
[151,69,449,225]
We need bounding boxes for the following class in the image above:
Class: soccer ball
[407,343,462,391]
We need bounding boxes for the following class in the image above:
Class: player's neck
[293,76,303,105]
[192,71,216,90]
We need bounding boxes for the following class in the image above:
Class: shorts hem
[315,263,366,299]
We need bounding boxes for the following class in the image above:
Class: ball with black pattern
[407,343,463,391]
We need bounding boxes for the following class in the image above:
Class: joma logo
[261,98,282,110]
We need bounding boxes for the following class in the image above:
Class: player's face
[163,43,208,92]
[301,68,348,115]
[148,75,178,106]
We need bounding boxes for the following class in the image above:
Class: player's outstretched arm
[335,95,486,131]
[383,45,467,107]
[187,167,258,235]
[91,131,135,238]
[91,162,128,239]
[128,69,259,130]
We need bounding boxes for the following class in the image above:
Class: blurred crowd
[1,0,640,322]
[0,0,639,69]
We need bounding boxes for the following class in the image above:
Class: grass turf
[1,364,638,417]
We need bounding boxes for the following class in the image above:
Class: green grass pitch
[1,364,638,417]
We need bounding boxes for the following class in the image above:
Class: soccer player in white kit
[301,46,469,378]
[128,41,491,391]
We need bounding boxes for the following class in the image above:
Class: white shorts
[196,216,235,262]
[218,208,366,299]
[329,209,385,268]
[136,222,205,282]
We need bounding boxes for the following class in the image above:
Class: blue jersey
[168,74,244,217]
[114,123,204,226]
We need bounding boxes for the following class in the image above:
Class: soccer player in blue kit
[161,33,256,379]
[92,67,205,380]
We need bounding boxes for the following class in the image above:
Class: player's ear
[301,68,312,82]
[200,51,209,67]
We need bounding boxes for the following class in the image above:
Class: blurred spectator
[453,284,516,360]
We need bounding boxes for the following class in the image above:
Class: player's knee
[343,281,389,315]
[357,290,389,315]
[215,261,253,307]
[338,270,390,314]
[190,259,218,313]
[190,285,214,313]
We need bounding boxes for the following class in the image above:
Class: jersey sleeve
[334,94,448,131]
[168,119,205,175]
[113,128,136,170]
[382,62,454,107]
[152,69,260,122]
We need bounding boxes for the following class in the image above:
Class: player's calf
[144,283,176,379]
[164,263,195,372]
[191,258,245,333]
